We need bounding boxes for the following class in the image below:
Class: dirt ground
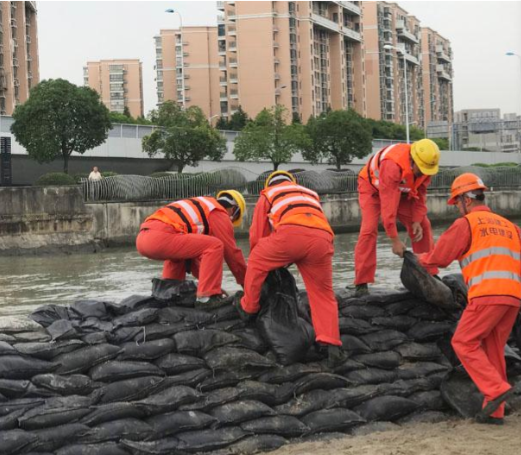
[272,413,521,455]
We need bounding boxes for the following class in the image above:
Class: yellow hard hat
[410,139,440,176]
[264,170,296,189]
[216,190,246,228]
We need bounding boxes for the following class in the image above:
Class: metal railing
[81,165,521,203]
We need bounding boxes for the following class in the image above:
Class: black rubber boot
[355,284,370,297]
[194,294,229,310]
[233,291,257,323]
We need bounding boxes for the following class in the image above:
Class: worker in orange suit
[353,139,441,296]
[234,170,346,365]
[418,173,521,424]
[136,191,247,309]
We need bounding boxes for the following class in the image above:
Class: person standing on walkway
[353,139,440,296]
[88,166,103,181]
[234,170,346,365]
[418,173,521,424]
[136,191,247,309]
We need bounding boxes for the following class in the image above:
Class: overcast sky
[38,1,521,117]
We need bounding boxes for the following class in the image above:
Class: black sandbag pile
[1,277,521,454]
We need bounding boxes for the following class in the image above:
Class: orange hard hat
[448,173,488,205]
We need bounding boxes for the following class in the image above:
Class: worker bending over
[419,173,521,424]
[354,139,441,296]
[235,170,346,365]
[136,191,247,309]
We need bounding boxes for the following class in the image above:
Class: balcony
[337,1,362,16]
[395,20,419,44]
[311,13,361,42]
[273,42,280,48]
[220,92,228,101]
[13,58,19,67]
[274,73,281,80]
[217,1,224,10]
[228,27,237,36]
[436,65,452,81]
[436,45,451,63]
[11,19,17,28]
[230,89,239,99]
[13,78,20,87]
[229,73,238,83]
[229,58,238,67]
[404,53,419,66]
[229,42,237,51]
[219,61,227,70]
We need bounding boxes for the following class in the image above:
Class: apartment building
[84,59,144,118]
[421,27,453,128]
[216,1,365,122]
[363,2,423,127]
[154,27,220,121]
[0,1,39,115]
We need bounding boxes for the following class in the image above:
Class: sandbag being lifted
[256,269,315,366]
[401,251,461,310]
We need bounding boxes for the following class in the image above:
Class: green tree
[431,137,449,150]
[304,109,372,170]
[215,116,230,130]
[227,106,250,131]
[366,118,425,141]
[142,101,226,173]
[11,79,112,174]
[233,105,309,170]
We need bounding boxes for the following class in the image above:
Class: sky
[37,1,521,117]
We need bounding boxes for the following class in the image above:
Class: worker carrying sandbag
[234,170,346,366]
[136,191,247,309]
[353,139,440,296]
[418,173,521,424]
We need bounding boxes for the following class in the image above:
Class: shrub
[35,172,77,186]
[102,171,118,177]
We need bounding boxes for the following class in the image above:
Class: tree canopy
[216,106,250,131]
[142,101,226,173]
[304,109,373,170]
[11,79,112,174]
[233,105,310,170]
[366,118,425,141]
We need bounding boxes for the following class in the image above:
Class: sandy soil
[272,414,521,455]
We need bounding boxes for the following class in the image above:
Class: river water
[0,228,459,317]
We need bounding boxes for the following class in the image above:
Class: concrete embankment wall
[2,186,521,254]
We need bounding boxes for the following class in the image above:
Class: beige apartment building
[0,1,39,115]
[154,27,220,121]
[363,2,424,127]
[216,1,365,122]
[421,27,453,127]
[84,59,144,118]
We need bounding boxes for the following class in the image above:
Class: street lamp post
[166,8,186,109]
[506,52,521,151]
[384,44,409,144]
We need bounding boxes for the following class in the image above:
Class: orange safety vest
[145,196,226,235]
[261,181,334,235]
[359,143,429,199]
[459,211,521,301]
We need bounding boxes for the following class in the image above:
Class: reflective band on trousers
[460,247,521,268]
[468,271,521,288]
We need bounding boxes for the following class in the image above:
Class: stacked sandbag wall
[0,282,520,455]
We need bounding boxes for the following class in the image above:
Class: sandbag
[442,273,468,308]
[340,304,386,319]
[0,408,26,430]
[89,361,165,382]
[0,379,30,399]
[180,387,241,411]
[339,335,372,354]
[385,299,419,316]
[256,269,315,366]
[302,408,365,433]
[166,368,213,389]
[108,327,144,345]
[0,397,45,417]
[78,418,153,444]
[257,363,323,384]
[0,355,57,379]
[371,316,417,331]
[173,330,240,356]
[154,354,206,375]
[275,389,333,417]
[216,434,287,455]
[241,415,308,437]
[30,306,72,327]
[339,317,377,336]
[396,362,449,380]
[151,278,197,306]
[440,368,483,418]
[0,429,39,455]
[13,339,86,360]
[408,322,454,342]
[210,400,276,426]
[204,347,275,371]
[355,395,420,421]
[18,396,94,430]
[326,385,380,409]
[33,423,90,452]
[360,330,408,351]
[408,304,451,321]
[117,339,175,361]
[236,380,295,406]
[353,351,402,370]
[409,390,447,411]
[32,374,95,396]
[120,437,180,454]
[135,385,200,415]
[54,344,121,375]
[70,300,111,320]
[112,295,160,314]
[56,442,130,455]
[80,402,144,427]
[394,342,442,361]
[401,251,459,310]
[0,341,18,355]
[83,332,108,345]
[157,307,214,326]
[333,358,365,374]
[176,427,247,452]
[346,368,397,386]
[113,308,158,328]
[398,410,450,424]
[295,373,351,395]
[232,328,268,353]
[146,410,217,438]
[96,376,165,404]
